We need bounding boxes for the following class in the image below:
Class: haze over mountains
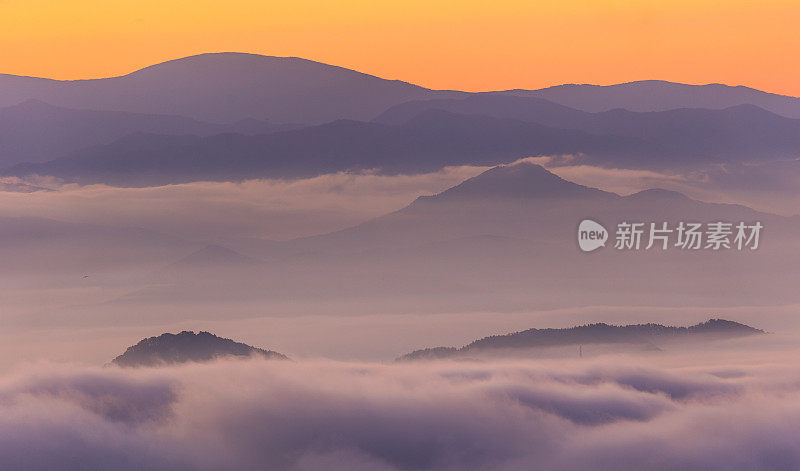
[375,95,800,165]
[4,112,638,185]
[1,53,800,186]
[3,53,800,123]
[499,80,800,119]
[102,162,800,314]
[5,103,800,185]
[3,161,797,322]
[0,99,298,166]
[2,52,799,336]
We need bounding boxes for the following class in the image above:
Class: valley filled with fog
[1,52,799,470]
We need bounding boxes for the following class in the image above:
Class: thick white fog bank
[2,352,800,471]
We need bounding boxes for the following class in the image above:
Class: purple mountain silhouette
[376,95,800,166]
[0,99,299,166]
[2,111,638,186]
[500,80,800,119]
[0,53,463,124]
[119,162,800,311]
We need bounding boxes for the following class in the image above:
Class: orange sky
[1,0,798,95]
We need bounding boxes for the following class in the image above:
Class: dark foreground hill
[112,331,288,367]
[397,319,764,361]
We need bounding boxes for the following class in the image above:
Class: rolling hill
[2,111,639,185]
[111,331,288,367]
[500,80,800,119]
[397,319,765,361]
[0,52,463,124]
[116,162,800,312]
[0,99,298,166]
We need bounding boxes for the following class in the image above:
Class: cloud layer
[2,156,798,248]
[0,166,489,241]
[2,356,798,471]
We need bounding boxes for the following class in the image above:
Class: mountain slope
[2,112,640,185]
[376,95,800,165]
[277,161,772,254]
[115,162,800,311]
[7,97,800,185]
[3,59,799,123]
[501,80,800,119]
[0,52,463,124]
[0,100,299,166]
[111,331,288,367]
[397,319,765,361]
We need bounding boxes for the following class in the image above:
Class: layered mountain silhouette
[111,331,288,367]
[2,111,639,185]
[0,99,299,166]
[500,80,800,119]
[2,54,798,123]
[2,54,799,184]
[273,161,776,255]
[0,52,462,124]
[376,95,800,165]
[118,162,800,312]
[4,100,800,185]
[397,319,765,361]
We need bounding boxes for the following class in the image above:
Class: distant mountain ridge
[2,53,800,182]
[499,80,800,119]
[2,112,638,186]
[0,52,463,124]
[376,95,800,166]
[8,102,800,185]
[0,99,299,166]
[397,319,764,361]
[111,331,288,367]
[112,162,800,311]
[1,54,798,124]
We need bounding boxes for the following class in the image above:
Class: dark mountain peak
[430,162,614,200]
[396,319,764,361]
[111,330,288,367]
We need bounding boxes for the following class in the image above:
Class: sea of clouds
[1,156,798,244]
[2,355,799,471]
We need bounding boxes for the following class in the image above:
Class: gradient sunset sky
[2,0,798,95]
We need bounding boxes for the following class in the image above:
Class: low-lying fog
[3,342,800,471]
[2,156,800,371]
[2,304,800,370]
[0,156,798,244]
